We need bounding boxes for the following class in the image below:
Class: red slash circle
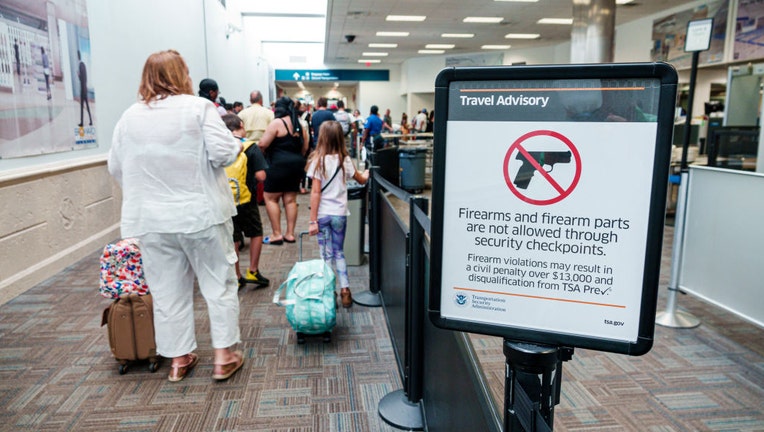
[503,130,581,205]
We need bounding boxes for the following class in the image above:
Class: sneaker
[243,269,270,287]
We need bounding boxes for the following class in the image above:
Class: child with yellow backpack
[222,114,270,288]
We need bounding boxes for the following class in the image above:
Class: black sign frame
[429,63,677,356]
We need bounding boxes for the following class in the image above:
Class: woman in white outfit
[108,50,244,382]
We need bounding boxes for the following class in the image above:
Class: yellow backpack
[225,140,256,205]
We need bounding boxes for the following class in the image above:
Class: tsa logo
[454,293,469,307]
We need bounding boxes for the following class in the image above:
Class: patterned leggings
[317,215,349,289]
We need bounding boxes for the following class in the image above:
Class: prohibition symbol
[503,130,581,205]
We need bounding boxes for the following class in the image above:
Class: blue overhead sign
[275,69,389,82]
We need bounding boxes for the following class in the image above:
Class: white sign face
[685,18,713,52]
[438,79,663,344]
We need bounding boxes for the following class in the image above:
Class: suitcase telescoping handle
[299,231,310,262]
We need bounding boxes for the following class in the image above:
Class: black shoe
[243,269,269,288]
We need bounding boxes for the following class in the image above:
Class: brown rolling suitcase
[101,293,160,374]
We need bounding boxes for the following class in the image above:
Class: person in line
[361,105,384,152]
[108,49,244,383]
[298,101,313,193]
[382,108,394,132]
[257,96,309,244]
[198,78,227,116]
[306,121,369,307]
[311,97,335,146]
[399,113,410,137]
[414,109,428,133]
[221,114,270,288]
[426,110,435,133]
[332,100,355,155]
[238,90,273,142]
[77,50,92,126]
[233,101,244,114]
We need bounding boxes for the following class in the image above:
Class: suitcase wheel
[119,364,128,375]
[149,361,159,373]
[296,332,306,345]
[322,331,331,343]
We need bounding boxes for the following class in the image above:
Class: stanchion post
[406,196,428,402]
[655,50,700,329]
[378,196,427,431]
[354,164,382,307]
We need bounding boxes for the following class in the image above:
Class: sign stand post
[656,18,712,329]
[503,341,573,431]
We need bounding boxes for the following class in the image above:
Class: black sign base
[378,389,424,430]
[504,340,573,431]
[353,290,382,307]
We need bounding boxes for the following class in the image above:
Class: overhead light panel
[426,44,455,49]
[482,45,511,50]
[369,43,397,48]
[442,33,474,38]
[419,49,445,54]
[463,17,504,24]
[495,0,538,2]
[386,15,426,22]
[538,18,573,25]
[616,0,634,4]
[376,31,410,37]
[362,52,389,56]
[358,59,381,63]
[505,33,540,39]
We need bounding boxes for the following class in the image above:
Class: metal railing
[366,158,502,431]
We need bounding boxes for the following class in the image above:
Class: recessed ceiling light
[481,45,511,50]
[376,31,410,37]
[538,18,573,25]
[616,0,633,4]
[358,59,381,63]
[505,33,540,39]
[426,44,455,49]
[463,17,504,24]
[442,33,474,38]
[495,0,538,2]
[386,15,426,22]
[418,49,445,54]
[369,43,398,48]
[362,52,389,56]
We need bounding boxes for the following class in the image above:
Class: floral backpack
[99,238,149,299]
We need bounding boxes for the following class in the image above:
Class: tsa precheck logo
[454,293,469,307]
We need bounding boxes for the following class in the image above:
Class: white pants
[139,221,240,358]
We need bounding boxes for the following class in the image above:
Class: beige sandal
[212,350,244,381]
[168,353,198,382]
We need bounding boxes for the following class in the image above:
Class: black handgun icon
[514,151,571,189]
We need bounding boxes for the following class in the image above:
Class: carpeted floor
[470,221,764,432]
[0,193,401,432]
[1,193,763,431]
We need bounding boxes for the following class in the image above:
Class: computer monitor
[707,126,759,170]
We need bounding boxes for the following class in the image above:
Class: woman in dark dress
[257,97,309,244]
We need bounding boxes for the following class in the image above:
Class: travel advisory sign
[429,64,677,355]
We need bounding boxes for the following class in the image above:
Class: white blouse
[108,95,239,237]
[306,154,357,217]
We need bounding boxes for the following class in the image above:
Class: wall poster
[0,1,96,160]
[651,0,728,69]
[733,0,764,61]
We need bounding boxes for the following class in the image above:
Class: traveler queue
[108,49,429,383]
